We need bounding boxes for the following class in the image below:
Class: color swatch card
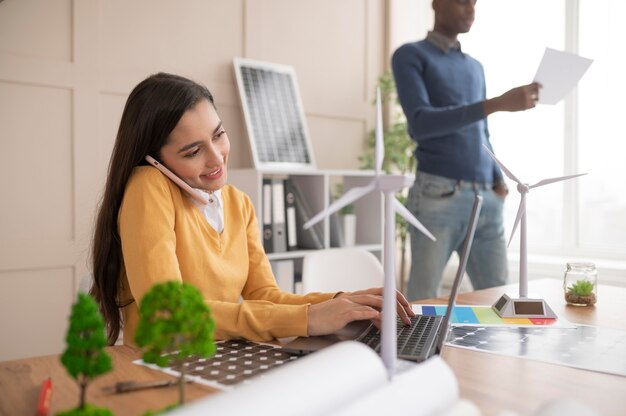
[412,304,575,328]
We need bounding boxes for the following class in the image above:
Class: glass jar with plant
[564,262,598,306]
[360,72,416,291]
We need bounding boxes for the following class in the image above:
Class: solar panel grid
[235,58,314,169]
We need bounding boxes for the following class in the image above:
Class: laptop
[283,194,483,362]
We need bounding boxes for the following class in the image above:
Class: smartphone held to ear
[144,155,209,205]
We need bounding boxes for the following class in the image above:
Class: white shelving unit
[229,168,383,291]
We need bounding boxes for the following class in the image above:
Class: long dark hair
[90,73,214,344]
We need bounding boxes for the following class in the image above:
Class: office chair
[301,248,384,293]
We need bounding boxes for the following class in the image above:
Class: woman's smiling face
[159,98,230,193]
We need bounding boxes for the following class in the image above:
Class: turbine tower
[483,144,586,318]
[304,88,436,377]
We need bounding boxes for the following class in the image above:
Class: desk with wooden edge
[428,278,626,416]
[0,344,217,415]
[1,278,625,415]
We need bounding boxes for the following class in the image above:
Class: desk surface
[437,278,626,416]
[1,278,625,416]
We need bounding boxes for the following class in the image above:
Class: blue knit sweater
[392,39,502,183]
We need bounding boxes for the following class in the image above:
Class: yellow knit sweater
[118,167,335,345]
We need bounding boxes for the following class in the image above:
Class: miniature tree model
[135,281,216,406]
[60,293,113,416]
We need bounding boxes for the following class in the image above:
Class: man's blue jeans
[406,171,508,301]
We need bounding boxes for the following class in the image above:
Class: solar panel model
[233,57,316,171]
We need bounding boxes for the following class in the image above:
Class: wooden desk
[0,344,217,415]
[433,278,626,416]
[1,278,624,415]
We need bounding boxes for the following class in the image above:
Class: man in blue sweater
[392,0,540,300]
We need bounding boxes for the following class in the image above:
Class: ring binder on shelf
[262,179,273,253]
[283,179,298,251]
[271,179,287,253]
[292,185,323,250]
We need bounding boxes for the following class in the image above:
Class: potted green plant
[59,293,113,416]
[135,281,216,411]
[360,71,416,291]
[565,279,597,306]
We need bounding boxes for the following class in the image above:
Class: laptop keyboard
[357,314,440,359]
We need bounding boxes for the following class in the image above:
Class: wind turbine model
[304,88,436,377]
[483,144,586,319]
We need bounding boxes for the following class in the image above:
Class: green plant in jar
[565,279,597,306]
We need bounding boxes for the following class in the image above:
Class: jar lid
[566,262,596,270]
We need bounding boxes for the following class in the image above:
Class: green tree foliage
[60,293,112,414]
[135,281,216,406]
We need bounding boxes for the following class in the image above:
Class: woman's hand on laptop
[339,288,415,327]
[307,297,380,336]
[306,289,415,336]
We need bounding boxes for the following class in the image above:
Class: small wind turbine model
[304,88,436,377]
[483,144,587,319]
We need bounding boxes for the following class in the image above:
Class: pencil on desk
[102,378,191,394]
[35,377,52,416]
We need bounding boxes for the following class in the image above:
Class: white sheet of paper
[168,341,459,416]
[533,47,593,105]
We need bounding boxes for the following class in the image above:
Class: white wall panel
[0,0,72,61]
[0,82,73,242]
[308,116,366,170]
[245,0,369,119]
[0,268,74,361]
[98,0,244,93]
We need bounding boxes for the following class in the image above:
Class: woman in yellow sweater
[91,73,413,345]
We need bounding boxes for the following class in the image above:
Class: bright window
[462,0,566,251]
[459,0,626,262]
[578,0,626,254]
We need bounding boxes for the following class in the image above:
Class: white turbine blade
[507,194,526,248]
[529,173,587,189]
[482,144,522,185]
[393,198,437,242]
[375,87,384,175]
[303,182,376,229]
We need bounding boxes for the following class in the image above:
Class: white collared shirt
[191,189,224,234]
[426,30,462,53]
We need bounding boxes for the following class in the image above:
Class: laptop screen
[435,194,483,353]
